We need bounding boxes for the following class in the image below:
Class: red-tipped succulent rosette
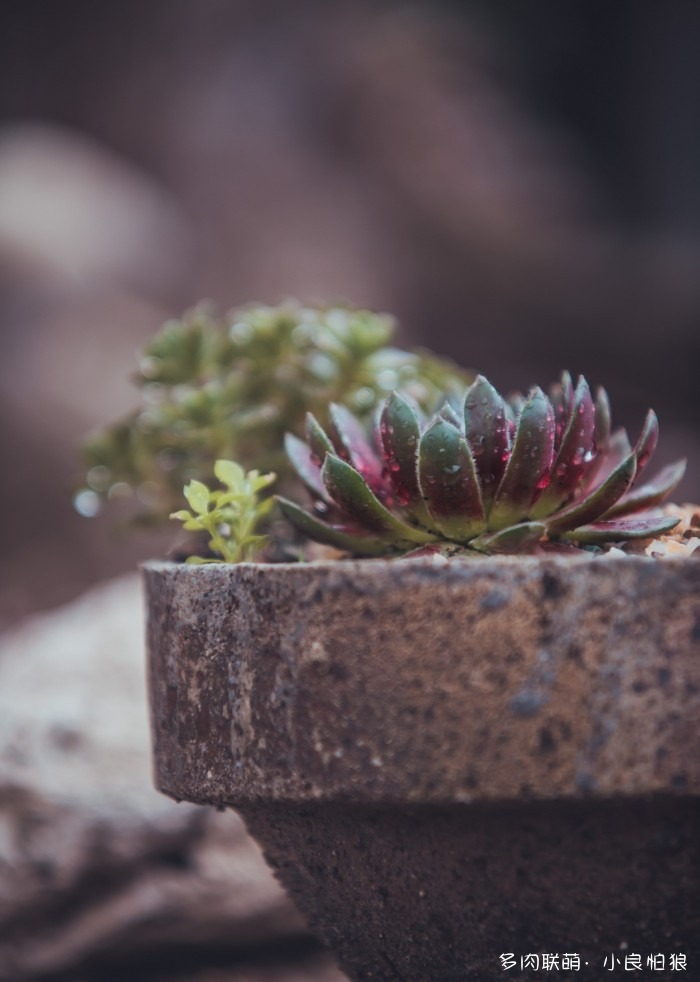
[277,373,685,556]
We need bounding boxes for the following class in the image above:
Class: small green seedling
[171,460,275,563]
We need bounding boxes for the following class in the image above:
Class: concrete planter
[145,556,700,981]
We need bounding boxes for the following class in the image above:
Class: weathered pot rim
[142,551,700,591]
[143,552,695,572]
[145,553,700,807]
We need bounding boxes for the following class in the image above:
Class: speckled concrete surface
[145,556,700,981]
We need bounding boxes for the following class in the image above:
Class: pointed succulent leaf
[531,376,595,516]
[547,453,637,534]
[418,417,486,542]
[328,403,384,491]
[489,387,555,531]
[583,426,632,491]
[439,402,463,429]
[276,497,389,556]
[378,392,424,511]
[284,432,332,503]
[602,459,687,519]
[322,454,434,544]
[305,412,335,463]
[562,371,574,408]
[463,375,510,506]
[632,409,658,482]
[549,370,575,449]
[581,385,612,488]
[506,391,527,418]
[562,514,680,544]
[594,386,611,455]
[328,403,374,458]
[470,521,546,554]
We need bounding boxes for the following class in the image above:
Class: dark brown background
[2,0,699,629]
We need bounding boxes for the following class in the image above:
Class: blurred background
[1,2,699,979]
[2,0,700,626]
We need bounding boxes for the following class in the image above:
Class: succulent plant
[278,373,686,556]
[81,301,470,523]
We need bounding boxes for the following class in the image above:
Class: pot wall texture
[145,557,700,980]
[145,556,700,806]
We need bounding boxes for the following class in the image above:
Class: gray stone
[0,575,328,981]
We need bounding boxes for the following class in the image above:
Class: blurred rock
[0,123,191,296]
[0,122,195,630]
[0,284,171,633]
[0,576,341,981]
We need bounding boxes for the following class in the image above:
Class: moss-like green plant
[81,300,470,523]
[170,460,275,563]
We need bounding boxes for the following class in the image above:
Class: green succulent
[278,372,686,556]
[81,300,470,523]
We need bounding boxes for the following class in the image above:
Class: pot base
[241,798,700,981]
